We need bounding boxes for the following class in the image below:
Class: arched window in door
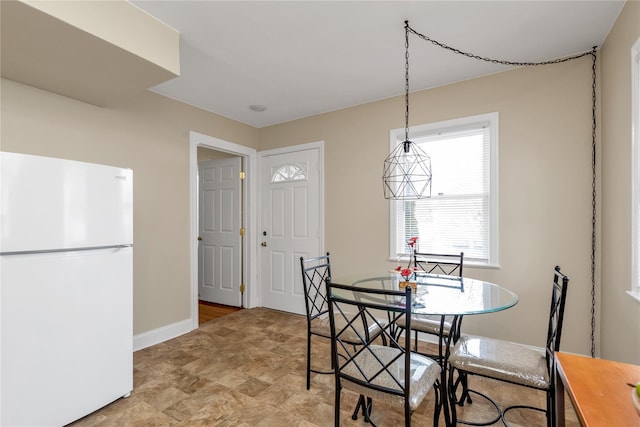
[271,164,306,183]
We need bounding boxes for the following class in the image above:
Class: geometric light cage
[383,139,432,200]
[382,20,433,201]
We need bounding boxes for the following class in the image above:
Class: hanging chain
[406,24,594,67]
[590,47,597,358]
[405,21,600,355]
[404,21,410,148]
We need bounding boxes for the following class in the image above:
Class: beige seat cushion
[396,314,453,336]
[448,335,549,390]
[311,316,387,344]
[341,345,441,410]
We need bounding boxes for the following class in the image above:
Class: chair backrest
[414,252,464,277]
[545,265,570,374]
[326,279,413,400]
[300,253,332,322]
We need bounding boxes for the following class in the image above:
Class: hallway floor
[70,308,579,426]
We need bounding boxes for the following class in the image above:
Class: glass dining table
[331,272,519,427]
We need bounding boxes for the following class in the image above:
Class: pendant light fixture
[383,21,432,200]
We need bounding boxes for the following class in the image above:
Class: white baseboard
[133,318,194,352]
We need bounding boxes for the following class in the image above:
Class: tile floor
[70,308,579,426]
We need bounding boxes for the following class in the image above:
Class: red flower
[408,237,418,248]
[400,268,413,280]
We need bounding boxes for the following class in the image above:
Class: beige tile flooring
[70,308,579,426]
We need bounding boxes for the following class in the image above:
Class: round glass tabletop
[333,273,518,316]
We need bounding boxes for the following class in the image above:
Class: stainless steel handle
[0,244,133,256]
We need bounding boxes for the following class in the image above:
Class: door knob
[197,236,202,241]
[261,242,267,247]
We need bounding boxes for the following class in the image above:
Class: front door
[260,144,322,315]
[198,157,242,306]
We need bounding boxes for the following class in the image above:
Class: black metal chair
[300,253,385,390]
[326,279,442,427]
[395,252,465,355]
[447,265,570,427]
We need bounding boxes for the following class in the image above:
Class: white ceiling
[132,1,625,128]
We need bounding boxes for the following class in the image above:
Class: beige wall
[601,0,640,364]
[0,78,258,334]
[260,51,598,356]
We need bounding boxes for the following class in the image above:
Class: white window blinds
[391,113,498,265]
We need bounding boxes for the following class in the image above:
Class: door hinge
[239,283,245,293]
[239,171,246,180]
[239,227,246,236]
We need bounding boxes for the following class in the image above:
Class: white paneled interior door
[198,157,242,306]
[260,146,322,315]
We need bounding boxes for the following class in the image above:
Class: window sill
[465,261,500,270]
[626,290,640,303]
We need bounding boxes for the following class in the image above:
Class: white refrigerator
[0,152,133,426]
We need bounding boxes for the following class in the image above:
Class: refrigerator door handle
[0,244,133,256]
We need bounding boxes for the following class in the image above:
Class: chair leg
[547,387,554,427]
[365,397,373,423]
[335,383,341,427]
[457,372,472,405]
[447,365,460,426]
[306,332,311,390]
[351,396,363,420]
[432,382,441,427]
[359,397,375,426]
[448,363,472,406]
[448,366,517,427]
[352,395,374,423]
[405,401,411,427]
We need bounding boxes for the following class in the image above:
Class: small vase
[399,280,416,292]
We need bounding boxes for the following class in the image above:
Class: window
[390,113,498,266]
[271,164,306,183]
[631,36,640,300]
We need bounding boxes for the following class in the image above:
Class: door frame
[189,131,258,330]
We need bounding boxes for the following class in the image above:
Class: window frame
[389,112,499,267]
[630,36,640,301]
